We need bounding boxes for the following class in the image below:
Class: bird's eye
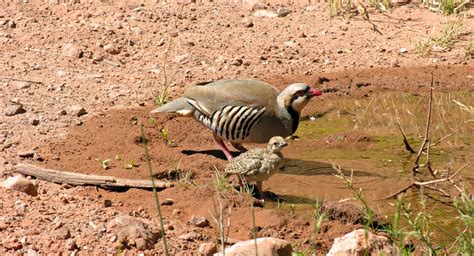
[273,142,279,147]
[295,91,304,97]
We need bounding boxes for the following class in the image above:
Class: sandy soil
[1,0,473,255]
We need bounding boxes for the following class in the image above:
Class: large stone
[327,229,396,256]
[0,175,38,196]
[107,215,162,250]
[214,238,292,256]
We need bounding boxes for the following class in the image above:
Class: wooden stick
[14,163,172,189]
[0,76,44,85]
[412,85,434,176]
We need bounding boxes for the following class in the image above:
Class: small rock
[16,81,31,89]
[18,150,35,158]
[58,109,67,116]
[7,20,16,28]
[241,18,254,28]
[216,238,292,256]
[161,198,174,205]
[55,226,71,240]
[391,60,400,67]
[190,215,209,228]
[4,103,26,116]
[74,119,83,126]
[27,249,39,256]
[230,58,243,66]
[170,32,178,37]
[107,215,162,250]
[68,105,87,117]
[253,9,278,18]
[109,235,117,243]
[3,238,22,250]
[104,199,113,207]
[199,242,217,256]
[284,41,297,48]
[29,117,40,126]
[65,239,77,251]
[277,8,292,17]
[399,48,408,53]
[62,43,83,58]
[104,43,120,55]
[0,175,38,196]
[179,231,202,241]
[327,229,395,256]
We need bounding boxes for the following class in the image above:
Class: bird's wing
[225,149,266,175]
[184,79,279,113]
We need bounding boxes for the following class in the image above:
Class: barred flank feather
[196,105,266,141]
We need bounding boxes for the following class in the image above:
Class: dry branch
[412,86,434,176]
[385,162,470,199]
[14,163,172,189]
[0,76,44,85]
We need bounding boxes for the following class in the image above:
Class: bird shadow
[181,149,240,160]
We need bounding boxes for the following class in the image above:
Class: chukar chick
[225,136,287,198]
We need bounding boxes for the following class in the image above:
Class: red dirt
[1,0,473,254]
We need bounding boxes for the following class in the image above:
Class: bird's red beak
[309,88,322,97]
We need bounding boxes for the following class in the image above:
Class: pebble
[198,242,217,256]
[189,215,209,228]
[68,105,87,117]
[29,117,40,126]
[241,17,254,28]
[58,109,67,116]
[62,43,83,58]
[7,20,16,28]
[161,198,174,205]
[55,226,71,239]
[66,239,77,251]
[16,81,31,89]
[5,103,26,116]
[18,150,35,158]
[104,43,120,55]
[277,8,292,17]
[399,48,408,53]
[0,175,38,196]
[253,9,278,18]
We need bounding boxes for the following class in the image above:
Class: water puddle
[266,90,474,244]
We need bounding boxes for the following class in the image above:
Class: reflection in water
[280,158,386,178]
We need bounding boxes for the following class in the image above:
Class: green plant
[453,99,474,122]
[312,200,328,240]
[140,124,169,255]
[329,0,354,18]
[465,39,474,58]
[251,203,259,256]
[432,19,463,48]
[98,159,111,170]
[213,167,230,191]
[413,37,433,57]
[450,185,473,254]
[123,160,139,169]
[154,39,178,107]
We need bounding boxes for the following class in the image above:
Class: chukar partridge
[225,136,287,198]
[150,79,321,159]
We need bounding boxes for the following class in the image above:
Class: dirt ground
[1,0,473,255]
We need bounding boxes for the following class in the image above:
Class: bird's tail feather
[150,97,193,116]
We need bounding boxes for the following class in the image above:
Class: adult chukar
[225,136,287,198]
[150,79,321,159]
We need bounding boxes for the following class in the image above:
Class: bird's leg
[256,181,264,199]
[213,133,233,160]
[231,142,248,153]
